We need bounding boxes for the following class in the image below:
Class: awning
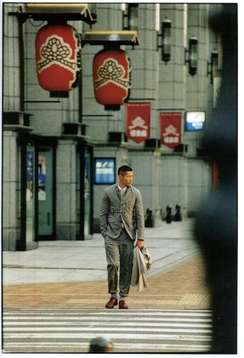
[82,30,140,46]
[20,3,96,24]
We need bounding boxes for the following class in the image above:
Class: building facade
[2,3,222,250]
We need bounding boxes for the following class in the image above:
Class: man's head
[118,165,134,188]
[89,337,113,353]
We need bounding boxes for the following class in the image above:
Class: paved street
[3,219,210,310]
[3,219,201,284]
[3,308,212,353]
[2,219,211,353]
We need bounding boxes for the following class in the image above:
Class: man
[100,165,145,309]
[89,337,113,353]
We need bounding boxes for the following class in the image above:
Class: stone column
[56,140,77,240]
[152,150,161,225]
[3,131,19,250]
[179,157,189,218]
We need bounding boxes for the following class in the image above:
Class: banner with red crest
[160,112,182,148]
[126,103,150,143]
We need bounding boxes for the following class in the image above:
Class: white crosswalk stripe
[3,309,212,353]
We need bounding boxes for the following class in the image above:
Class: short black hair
[118,165,133,175]
[89,337,113,353]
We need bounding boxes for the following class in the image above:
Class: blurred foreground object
[89,336,113,353]
[194,4,237,353]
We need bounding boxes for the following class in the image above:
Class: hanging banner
[160,112,182,148]
[126,103,150,143]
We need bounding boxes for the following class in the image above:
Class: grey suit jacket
[100,184,145,241]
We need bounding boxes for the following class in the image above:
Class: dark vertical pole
[89,145,94,235]
[34,142,39,241]
[78,31,85,240]
[18,16,25,112]
[17,137,26,250]
[17,13,26,249]
[80,144,85,240]
[53,144,57,240]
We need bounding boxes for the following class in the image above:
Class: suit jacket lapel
[114,185,121,202]
[122,186,131,203]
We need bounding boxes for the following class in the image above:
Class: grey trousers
[104,230,134,298]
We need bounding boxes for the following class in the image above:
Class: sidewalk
[3,219,210,310]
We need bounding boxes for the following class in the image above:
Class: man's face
[119,171,134,187]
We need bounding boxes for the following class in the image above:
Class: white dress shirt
[118,184,127,197]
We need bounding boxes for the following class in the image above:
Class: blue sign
[26,150,34,181]
[94,158,116,185]
[185,112,205,132]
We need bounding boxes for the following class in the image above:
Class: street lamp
[157,19,172,63]
[207,50,219,84]
[185,37,198,76]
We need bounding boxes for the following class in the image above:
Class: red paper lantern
[93,49,131,110]
[35,24,80,93]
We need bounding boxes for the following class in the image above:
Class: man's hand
[136,239,144,250]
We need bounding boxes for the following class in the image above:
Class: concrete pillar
[152,150,161,225]
[56,140,77,240]
[3,131,20,250]
[179,157,189,218]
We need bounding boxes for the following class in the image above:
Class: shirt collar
[118,184,127,192]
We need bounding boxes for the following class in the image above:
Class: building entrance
[25,143,37,246]
[37,147,55,239]
[78,144,93,240]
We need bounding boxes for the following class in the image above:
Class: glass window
[26,144,35,244]
[38,148,54,237]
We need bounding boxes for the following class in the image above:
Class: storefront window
[37,148,54,237]
[26,144,35,244]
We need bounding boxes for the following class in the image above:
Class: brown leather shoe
[105,297,118,309]
[119,300,128,309]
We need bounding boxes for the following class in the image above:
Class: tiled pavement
[3,220,210,310]
[3,256,210,310]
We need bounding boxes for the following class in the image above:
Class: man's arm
[100,190,109,238]
[135,190,145,247]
